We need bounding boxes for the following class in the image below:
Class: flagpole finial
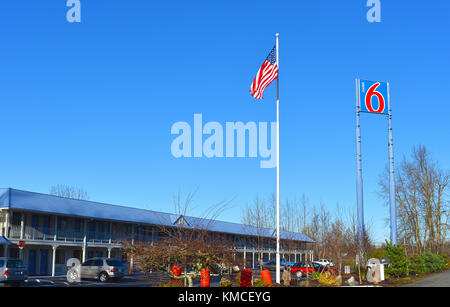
[276,33,279,37]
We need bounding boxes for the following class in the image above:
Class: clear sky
[1,1,449,244]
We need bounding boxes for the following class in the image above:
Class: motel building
[0,188,314,276]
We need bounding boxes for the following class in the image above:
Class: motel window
[56,250,65,265]
[31,215,39,229]
[42,216,50,234]
[125,224,132,236]
[97,222,104,234]
[135,226,140,241]
[112,223,118,234]
[74,218,82,233]
[73,250,81,261]
[88,221,95,234]
[57,217,68,231]
[12,212,21,226]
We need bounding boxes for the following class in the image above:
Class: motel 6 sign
[359,79,389,114]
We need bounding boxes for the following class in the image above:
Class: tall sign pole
[275,33,281,285]
[355,79,365,258]
[387,83,398,245]
[356,79,398,250]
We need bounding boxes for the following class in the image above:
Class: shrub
[383,241,409,277]
[253,278,270,287]
[233,272,241,287]
[219,277,233,287]
[409,252,447,274]
[440,254,450,268]
[318,272,340,286]
[311,271,320,280]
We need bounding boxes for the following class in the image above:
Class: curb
[27,273,148,280]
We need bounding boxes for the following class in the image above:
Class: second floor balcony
[8,225,130,245]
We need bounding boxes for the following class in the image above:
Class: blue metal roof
[0,188,314,243]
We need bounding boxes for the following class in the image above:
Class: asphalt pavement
[400,269,450,287]
[2,273,224,287]
[0,269,295,287]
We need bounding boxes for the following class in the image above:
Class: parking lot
[2,269,287,287]
[2,273,224,287]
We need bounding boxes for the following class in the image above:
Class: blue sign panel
[359,80,389,114]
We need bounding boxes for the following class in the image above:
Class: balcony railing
[10,225,55,241]
[232,246,311,254]
[8,225,125,245]
[57,229,84,242]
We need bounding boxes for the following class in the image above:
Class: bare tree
[123,189,235,287]
[328,204,345,275]
[49,184,89,200]
[300,194,309,234]
[281,198,298,233]
[378,145,449,254]
[241,195,273,270]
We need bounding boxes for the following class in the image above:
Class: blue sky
[0,1,449,244]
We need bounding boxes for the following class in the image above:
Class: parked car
[0,258,28,286]
[311,262,338,275]
[262,258,294,271]
[290,262,314,278]
[78,258,125,282]
[313,259,335,267]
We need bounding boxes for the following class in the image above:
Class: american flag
[250,46,278,100]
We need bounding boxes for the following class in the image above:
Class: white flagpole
[275,32,281,284]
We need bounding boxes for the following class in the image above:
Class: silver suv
[0,258,28,286]
[79,257,125,282]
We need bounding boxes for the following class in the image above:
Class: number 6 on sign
[359,80,388,114]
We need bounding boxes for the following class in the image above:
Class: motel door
[28,249,37,275]
[40,249,48,275]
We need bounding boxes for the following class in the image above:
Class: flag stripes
[250,46,278,100]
